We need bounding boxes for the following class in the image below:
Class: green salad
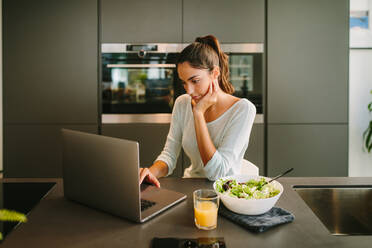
[215,178,280,199]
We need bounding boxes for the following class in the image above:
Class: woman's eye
[192,79,199,84]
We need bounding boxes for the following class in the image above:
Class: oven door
[228,52,263,114]
[101,43,264,124]
[102,52,183,114]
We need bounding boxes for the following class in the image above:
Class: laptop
[61,128,186,223]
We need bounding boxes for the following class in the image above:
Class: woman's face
[177,62,216,103]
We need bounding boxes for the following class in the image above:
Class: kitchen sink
[294,185,372,235]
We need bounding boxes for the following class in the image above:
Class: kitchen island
[0,177,371,248]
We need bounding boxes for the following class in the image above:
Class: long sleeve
[154,96,185,176]
[203,100,256,180]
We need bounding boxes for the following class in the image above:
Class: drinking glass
[193,189,220,230]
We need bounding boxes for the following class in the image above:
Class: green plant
[0,209,27,240]
[363,90,372,153]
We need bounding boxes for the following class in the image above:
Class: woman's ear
[212,66,220,80]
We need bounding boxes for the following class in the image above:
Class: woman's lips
[192,96,200,100]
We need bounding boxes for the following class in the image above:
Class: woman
[139,35,256,187]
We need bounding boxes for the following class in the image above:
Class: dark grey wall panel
[183,0,265,43]
[267,0,348,123]
[101,0,182,43]
[267,124,348,177]
[3,0,98,124]
[102,124,183,177]
[4,125,98,178]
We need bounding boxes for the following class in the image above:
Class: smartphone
[151,237,226,248]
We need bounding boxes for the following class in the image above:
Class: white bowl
[213,175,283,215]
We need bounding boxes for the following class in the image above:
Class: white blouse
[155,94,256,181]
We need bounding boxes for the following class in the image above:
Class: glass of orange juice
[193,189,220,230]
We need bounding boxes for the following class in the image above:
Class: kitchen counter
[1,177,372,248]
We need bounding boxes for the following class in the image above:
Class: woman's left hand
[192,79,219,114]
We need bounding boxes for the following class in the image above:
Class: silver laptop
[61,128,186,223]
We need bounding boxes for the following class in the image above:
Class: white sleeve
[154,97,184,176]
[203,101,256,181]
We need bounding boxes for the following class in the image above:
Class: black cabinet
[101,0,182,43]
[3,0,98,177]
[183,0,265,43]
[102,124,184,177]
[267,0,348,124]
[266,0,349,176]
[245,124,264,174]
[267,124,348,177]
[4,125,98,178]
[3,0,98,124]
[101,0,264,43]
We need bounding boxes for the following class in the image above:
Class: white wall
[349,49,372,176]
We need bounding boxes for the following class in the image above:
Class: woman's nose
[184,84,194,95]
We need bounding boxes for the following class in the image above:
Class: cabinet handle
[107,64,176,68]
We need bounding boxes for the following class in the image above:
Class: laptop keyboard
[141,199,156,212]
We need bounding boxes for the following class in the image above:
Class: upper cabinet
[101,0,264,43]
[3,0,98,124]
[267,0,349,124]
[101,0,182,43]
[183,0,265,43]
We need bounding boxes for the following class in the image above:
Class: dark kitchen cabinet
[267,124,348,177]
[266,0,349,177]
[3,125,98,178]
[3,0,98,124]
[101,124,184,177]
[3,0,98,177]
[267,0,348,124]
[101,0,182,43]
[245,124,264,174]
[183,0,265,43]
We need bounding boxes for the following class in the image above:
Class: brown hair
[177,35,234,94]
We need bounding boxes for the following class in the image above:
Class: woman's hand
[192,79,219,114]
[139,167,161,188]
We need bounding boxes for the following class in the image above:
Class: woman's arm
[139,95,186,187]
[202,101,256,180]
[192,79,256,180]
[193,110,216,165]
[192,80,218,165]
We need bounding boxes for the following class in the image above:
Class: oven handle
[107,64,176,68]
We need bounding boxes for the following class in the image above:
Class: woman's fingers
[148,172,161,188]
[139,168,161,188]
[191,99,196,108]
[139,168,148,185]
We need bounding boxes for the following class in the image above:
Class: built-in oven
[101,43,264,123]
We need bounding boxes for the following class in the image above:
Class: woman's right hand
[191,79,219,115]
[139,167,161,188]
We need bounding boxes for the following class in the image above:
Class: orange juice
[194,201,218,229]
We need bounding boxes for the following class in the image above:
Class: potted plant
[0,209,27,240]
[363,90,372,153]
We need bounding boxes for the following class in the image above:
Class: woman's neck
[205,91,229,114]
